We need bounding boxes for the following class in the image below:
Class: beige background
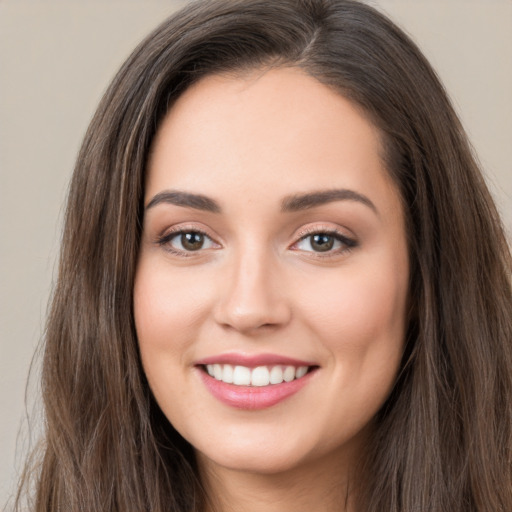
[1,0,511,506]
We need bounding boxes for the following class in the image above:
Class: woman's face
[134,67,409,476]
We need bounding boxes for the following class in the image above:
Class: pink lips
[195,353,315,368]
[195,353,317,410]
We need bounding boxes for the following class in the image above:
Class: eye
[159,230,217,254]
[293,231,357,254]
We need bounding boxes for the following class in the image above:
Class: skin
[134,67,409,512]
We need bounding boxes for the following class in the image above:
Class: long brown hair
[15,1,512,510]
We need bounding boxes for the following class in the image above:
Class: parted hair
[15,0,512,511]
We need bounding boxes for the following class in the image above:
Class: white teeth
[213,364,222,380]
[251,366,270,386]
[233,365,251,385]
[222,364,234,383]
[269,365,283,384]
[283,366,295,382]
[296,366,308,378]
[205,364,311,386]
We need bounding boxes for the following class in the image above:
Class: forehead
[145,67,398,217]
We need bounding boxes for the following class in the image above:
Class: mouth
[195,355,319,410]
[202,363,314,387]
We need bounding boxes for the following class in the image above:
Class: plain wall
[1,0,511,506]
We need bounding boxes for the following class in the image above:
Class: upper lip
[195,353,316,368]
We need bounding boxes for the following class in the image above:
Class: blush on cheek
[310,286,406,376]
[134,264,212,345]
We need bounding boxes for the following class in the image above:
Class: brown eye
[181,232,205,251]
[159,230,217,254]
[294,231,357,255]
[310,234,334,252]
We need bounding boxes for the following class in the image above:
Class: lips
[195,353,318,409]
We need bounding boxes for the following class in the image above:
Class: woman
[16,0,512,511]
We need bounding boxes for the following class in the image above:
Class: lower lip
[198,369,315,410]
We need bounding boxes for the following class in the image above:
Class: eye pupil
[311,234,334,252]
[181,232,204,251]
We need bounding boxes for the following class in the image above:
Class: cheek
[134,261,211,351]
[133,260,215,431]
[300,261,407,347]
[132,260,215,409]
[294,252,408,412]
[295,263,407,433]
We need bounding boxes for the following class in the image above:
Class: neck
[198,445,363,512]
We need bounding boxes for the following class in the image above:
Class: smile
[195,355,318,410]
[205,364,309,386]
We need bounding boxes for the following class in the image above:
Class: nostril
[214,295,292,333]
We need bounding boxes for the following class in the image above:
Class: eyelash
[292,227,358,257]
[156,226,218,257]
[156,226,357,258]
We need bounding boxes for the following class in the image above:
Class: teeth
[222,364,234,383]
[251,366,270,386]
[205,364,310,387]
[283,366,295,382]
[269,365,283,384]
[233,365,251,385]
[213,364,222,380]
[296,366,308,378]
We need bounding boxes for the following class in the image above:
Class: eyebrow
[145,190,221,213]
[145,188,377,215]
[281,189,377,214]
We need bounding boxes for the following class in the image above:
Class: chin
[189,419,369,479]
[197,444,312,476]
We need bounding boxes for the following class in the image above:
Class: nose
[213,247,292,334]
